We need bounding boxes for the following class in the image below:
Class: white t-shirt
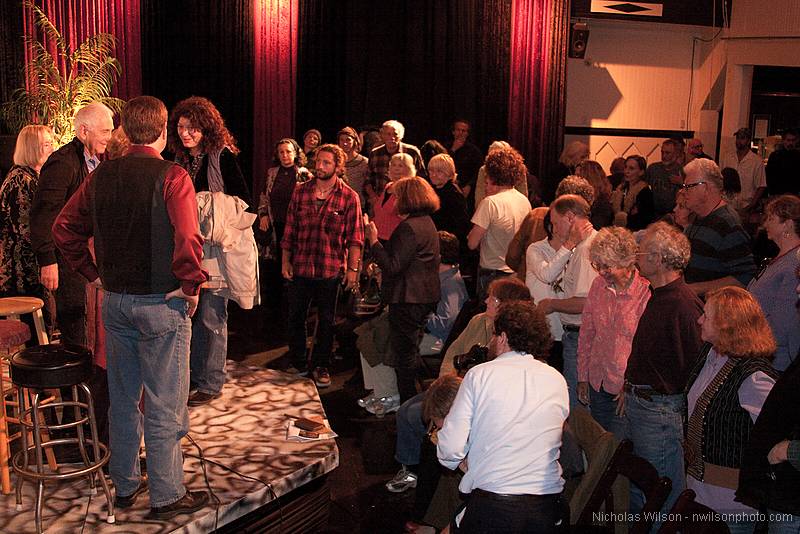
[471,188,532,272]
[719,150,766,208]
[526,238,567,341]
[437,351,569,495]
[557,229,598,327]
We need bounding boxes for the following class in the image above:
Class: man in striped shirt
[681,158,756,297]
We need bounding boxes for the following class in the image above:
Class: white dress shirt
[437,351,569,495]
[719,150,766,208]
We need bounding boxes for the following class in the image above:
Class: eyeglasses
[680,181,706,190]
[177,124,202,135]
[590,262,611,272]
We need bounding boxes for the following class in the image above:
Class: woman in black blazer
[365,176,441,403]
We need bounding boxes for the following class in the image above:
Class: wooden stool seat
[0,297,48,345]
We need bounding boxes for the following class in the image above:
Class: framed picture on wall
[752,114,770,139]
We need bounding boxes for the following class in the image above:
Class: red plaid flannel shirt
[281,177,364,279]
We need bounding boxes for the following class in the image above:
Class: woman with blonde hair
[685,286,778,533]
[0,125,54,301]
[576,227,650,438]
[576,159,614,229]
[428,153,469,241]
[371,152,416,242]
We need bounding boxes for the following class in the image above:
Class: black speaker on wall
[569,22,590,59]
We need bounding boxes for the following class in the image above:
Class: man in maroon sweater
[622,221,704,518]
[53,96,209,520]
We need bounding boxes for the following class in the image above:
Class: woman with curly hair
[685,286,778,533]
[576,227,650,438]
[169,96,251,406]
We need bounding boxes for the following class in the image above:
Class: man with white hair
[31,101,114,346]
[681,157,756,296]
[366,119,426,199]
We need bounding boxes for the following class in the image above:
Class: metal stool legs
[13,382,114,532]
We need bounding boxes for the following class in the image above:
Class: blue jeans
[395,392,426,466]
[102,292,191,507]
[589,385,626,441]
[769,511,800,533]
[562,329,579,408]
[190,291,228,394]
[476,269,511,302]
[287,276,340,370]
[624,391,685,522]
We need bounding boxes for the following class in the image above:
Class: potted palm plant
[0,1,125,148]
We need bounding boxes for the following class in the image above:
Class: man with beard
[720,128,767,220]
[282,144,364,388]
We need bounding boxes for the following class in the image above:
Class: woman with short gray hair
[576,227,651,438]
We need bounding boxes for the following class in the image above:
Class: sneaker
[386,466,417,493]
[357,392,376,408]
[312,367,331,388]
[148,490,209,520]
[114,480,148,509]
[366,394,400,417]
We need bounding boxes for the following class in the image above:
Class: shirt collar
[83,149,99,171]
[126,145,165,159]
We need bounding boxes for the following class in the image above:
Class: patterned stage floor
[0,364,338,533]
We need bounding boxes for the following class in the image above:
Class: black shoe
[148,490,209,520]
[187,391,221,407]
[114,480,148,509]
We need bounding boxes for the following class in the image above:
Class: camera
[453,344,489,373]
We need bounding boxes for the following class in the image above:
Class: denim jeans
[395,392,426,466]
[190,291,228,394]
[102,291,191,507]
[562,329,579,408]
[287,276,340,370]
[769,511,800,533]
[624,391,685,522]
[589,385,627,441]
[476,269,511,302]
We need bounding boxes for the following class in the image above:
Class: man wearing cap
[338,126,369,211]
[720,128,767,221]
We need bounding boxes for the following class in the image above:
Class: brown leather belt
[624,382,666,402]
[471,488,559,503]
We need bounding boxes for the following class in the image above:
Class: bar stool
[10,344,114,532]
[0,296,49,345]
[0,319,31,495]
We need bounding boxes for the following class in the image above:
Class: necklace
[186,153,205,180]
[316,181,336,198]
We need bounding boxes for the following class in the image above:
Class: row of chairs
[570,405,730,534]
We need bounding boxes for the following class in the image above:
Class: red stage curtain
[22,0,141,101]
[508,0,570,181]
[253,0,299,202]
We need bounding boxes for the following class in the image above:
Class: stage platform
[0,364,339,533]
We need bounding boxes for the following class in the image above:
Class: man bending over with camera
[436,300,569,533]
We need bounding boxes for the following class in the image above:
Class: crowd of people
[0,95,799,532]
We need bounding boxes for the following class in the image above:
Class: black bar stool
[10,344,114,532]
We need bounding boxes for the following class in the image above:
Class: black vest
[90,154,180,294]
[685,344,778,472]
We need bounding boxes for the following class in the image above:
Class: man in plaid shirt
[282,144,364,387]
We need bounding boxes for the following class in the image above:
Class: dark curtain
[0,2,25,132]
[22,0,142,100]
[508,0,570,181]
[296,0,511,151]
[140,0,254,186]
[253,0,299,202]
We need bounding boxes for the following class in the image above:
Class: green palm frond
[1,2,124,146]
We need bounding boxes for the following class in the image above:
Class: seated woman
[576,227,650,439]
[610,155,655,231]
[384,278,530,496]
[371,152,416,242]
[685,286,778,534]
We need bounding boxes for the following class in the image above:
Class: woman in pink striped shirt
[577,227,650,439]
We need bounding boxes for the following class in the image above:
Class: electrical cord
[186,433,222,532]
[79,484,92,534]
